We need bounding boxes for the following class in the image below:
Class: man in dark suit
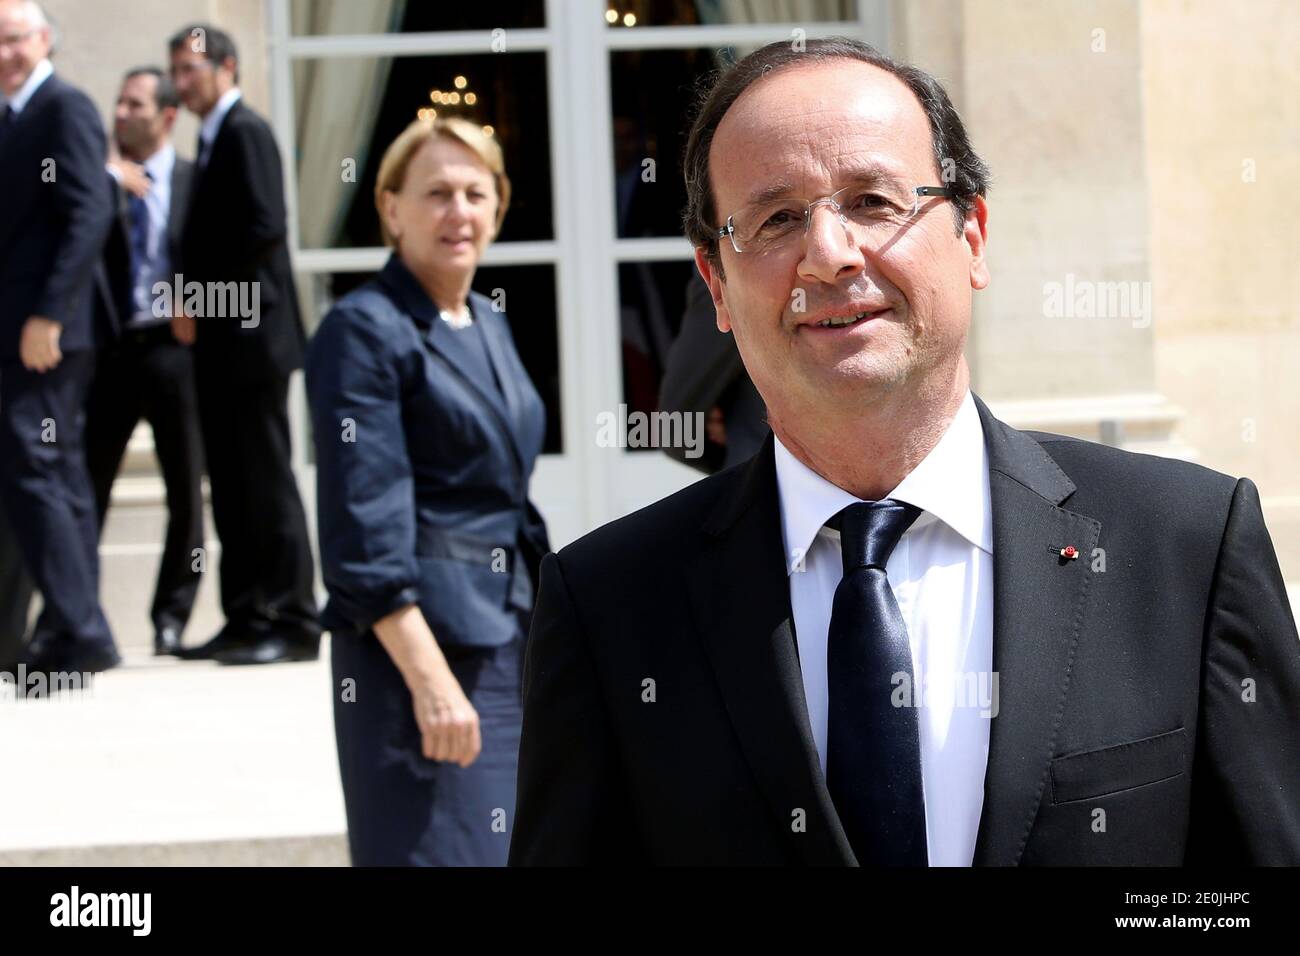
[166,23,319,665]
[0,0,117,673]
[510,38,1300,865]
[658,271,768,474]
[85,66,204,656]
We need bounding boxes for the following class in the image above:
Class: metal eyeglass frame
[716,184,958,254]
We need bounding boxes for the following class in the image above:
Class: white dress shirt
[196,87,241,167]
[3,57,53,114]
[773,388,995,866]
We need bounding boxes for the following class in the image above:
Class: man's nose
[798,203,865,284]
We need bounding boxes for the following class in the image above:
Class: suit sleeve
[35,90,113,328]
[656,276,743,473]
[229,118,289,277]
[1186,477,1300,864]
[305,307,420,634]
[509,552,644,864]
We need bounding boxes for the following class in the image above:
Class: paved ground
[0,646,347,865]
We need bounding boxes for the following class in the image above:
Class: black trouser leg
[0,504,34,663]
[194,365,318,638]
[137,339,205,632]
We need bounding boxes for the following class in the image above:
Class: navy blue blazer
[0,73,113,358]
[306,253,550,647]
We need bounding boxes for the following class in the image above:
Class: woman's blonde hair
[373,116,511,246]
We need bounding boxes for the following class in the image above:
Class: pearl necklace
[438,305,472,329]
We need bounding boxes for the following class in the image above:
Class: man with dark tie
[510,38,1300,865]
[84,66,204,657]
[0,0,117,674]
[166,24,319,665]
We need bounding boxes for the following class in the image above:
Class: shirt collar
[140,141,175,183]
[199,87,241,147]
[773,388,993,574]
[5,58,53,114]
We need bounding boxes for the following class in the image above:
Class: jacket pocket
[1049,726,1186,805]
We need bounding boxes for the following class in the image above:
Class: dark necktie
[127,169,154,310]
[825,498,928,866]
[196,131,209,169]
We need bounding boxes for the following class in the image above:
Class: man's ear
[219,56,238,85]
[693,246,732,333]
[966,195,990,291]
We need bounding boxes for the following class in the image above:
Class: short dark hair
[123,66,180,111]
[681,36,991,264]
[168,23,239,83]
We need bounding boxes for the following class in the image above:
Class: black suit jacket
[94,153,193,344]
[180,99,304,382]
[0,73,113,358]
[510,393,1300,865]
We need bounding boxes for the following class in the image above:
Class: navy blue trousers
[0,352,113,651]
[331,624,525,866]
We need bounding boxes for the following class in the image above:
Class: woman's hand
[373,603,482,766]
[409,667,482,766]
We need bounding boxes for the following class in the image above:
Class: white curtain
[291,0,406,249]
[698,0,856,60]
[706,0,855,22]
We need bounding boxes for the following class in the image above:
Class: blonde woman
[306,118,549,866]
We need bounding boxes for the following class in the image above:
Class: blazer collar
[377,253,529,481]
[689,391,1100,865]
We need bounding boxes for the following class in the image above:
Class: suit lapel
[969,393,1101,864]
[687,437,857,865]
[470,296,529,467]
[377,257,526,485]
[687,396,1101,866]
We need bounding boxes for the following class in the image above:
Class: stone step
[0,834,347,866]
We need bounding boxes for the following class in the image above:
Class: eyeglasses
[716,182,958,255]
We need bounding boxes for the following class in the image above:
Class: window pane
[303,264,563,455]
[293,52,553,248]
[603,0,856,28]
[291,0,545,35]
[611,48,725,238]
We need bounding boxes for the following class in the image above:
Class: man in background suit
[0,0,117,674]
[167,24,319,665]
[511,39,1300,865]
[658,271,768,474]
[85,66,204,657]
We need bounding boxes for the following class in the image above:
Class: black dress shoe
[174,628,255,661]
[213,634,320,666]
[19,639,120,684]
[154,624,182,656]
[62,642,122,674]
